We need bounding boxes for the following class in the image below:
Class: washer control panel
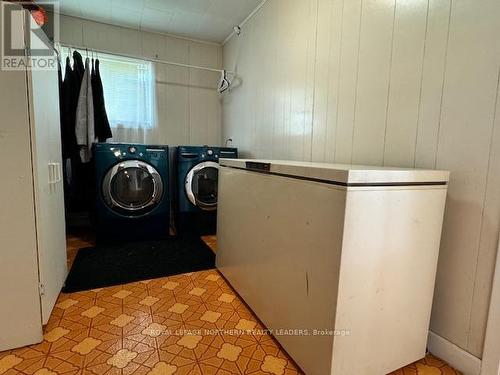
[107,145,167,160]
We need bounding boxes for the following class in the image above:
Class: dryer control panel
[178,146,238,163]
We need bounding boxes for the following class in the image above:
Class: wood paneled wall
[58,15,223,147]
[222,0,500,358]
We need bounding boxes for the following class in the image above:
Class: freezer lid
[219,158,450,186]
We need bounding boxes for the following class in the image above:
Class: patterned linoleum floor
[0,234,461,375]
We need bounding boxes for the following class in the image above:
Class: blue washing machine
[176,145,238,234]
[94,143,171,242]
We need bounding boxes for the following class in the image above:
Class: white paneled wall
[222,0,500,358]
[58,15,222,147]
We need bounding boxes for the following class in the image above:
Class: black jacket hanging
[72,50,85,86]
[61,56,79,158]
[91,59,112,142]
[65,51,92,212]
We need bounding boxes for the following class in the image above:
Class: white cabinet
[0,7,67,350]
[216,159,449,375]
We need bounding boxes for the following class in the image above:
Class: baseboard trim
[428,331,482,375]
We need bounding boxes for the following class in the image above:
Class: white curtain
[61,48,158,145]
[99,54,158,144]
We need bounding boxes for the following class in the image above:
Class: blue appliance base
[177,212,217,235]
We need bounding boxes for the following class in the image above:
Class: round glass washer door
[102,160,164,216]
[185,161,219,211]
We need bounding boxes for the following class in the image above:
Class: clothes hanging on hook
[61,54,79,158]
[61,47,111,153]
[58,46,111,212]
[91,58,112,142]
[75,57,95,163]
[90,49,94,76]
[72,50,84,85]
[60,49,84,211]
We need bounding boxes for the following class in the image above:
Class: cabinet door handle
[48,163,62,185]
[48,163,54,184]
[55,162,62,183]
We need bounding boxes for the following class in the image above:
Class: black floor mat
[62,236,215,293]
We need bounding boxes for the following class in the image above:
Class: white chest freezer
[216,159,449,375]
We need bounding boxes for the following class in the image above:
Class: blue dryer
[176,145,238,234]
[94,143,171,242]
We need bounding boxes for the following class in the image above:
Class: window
[99,54,155,129]
[61,48,156,130]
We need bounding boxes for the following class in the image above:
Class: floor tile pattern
[0,234,461,375]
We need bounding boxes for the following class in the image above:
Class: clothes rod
[57,43,229,74]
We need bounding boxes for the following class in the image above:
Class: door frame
[481,234,500,375]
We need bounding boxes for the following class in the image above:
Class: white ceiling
[56,0,262,43]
